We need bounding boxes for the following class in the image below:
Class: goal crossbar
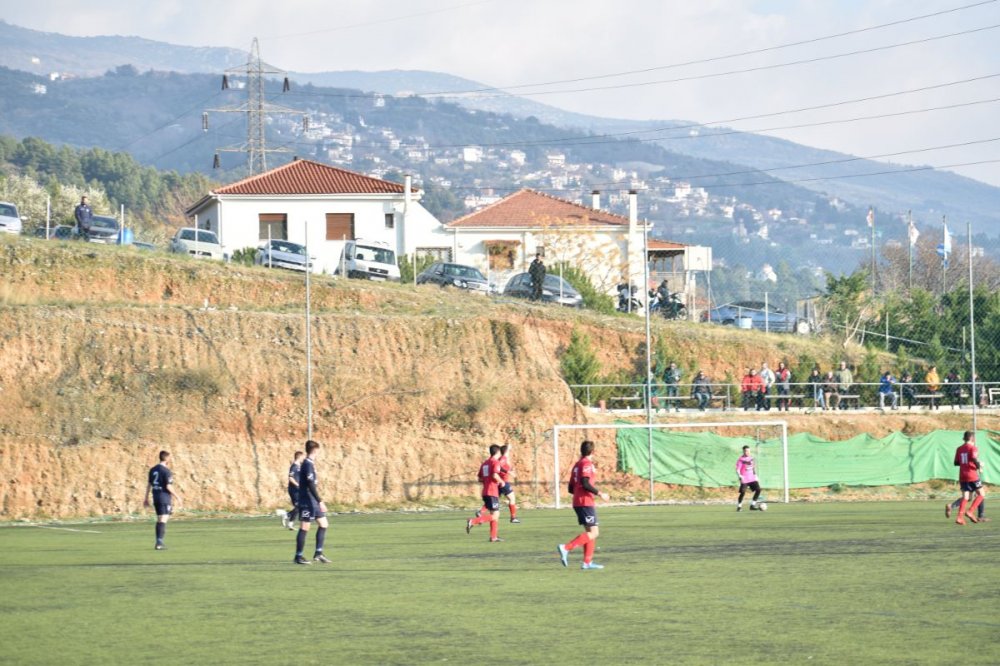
[552,421,789,508]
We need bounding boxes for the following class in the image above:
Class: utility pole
[204,38,308,175]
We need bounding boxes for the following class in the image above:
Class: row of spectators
[653,361,980,411]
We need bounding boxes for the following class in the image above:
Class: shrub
[231,247,258,266]
[398,254,436,284]
[560,327,604,402]
[552,262,615,314]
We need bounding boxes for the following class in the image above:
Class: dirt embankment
[0,238,987,519]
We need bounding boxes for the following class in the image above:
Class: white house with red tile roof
[446,189,710,310]
[185,159,448,274]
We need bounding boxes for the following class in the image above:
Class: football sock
[738,490,745,503]
[471,514,490,526]
[583,540,595,564]
[978,499,985,518]
[951,499,962,509]
[315,527,327,554]
[509,503,517,519]
[958,498,969,518]
[489,518,498,540]
[295,528,307,556]
[753,490,761,501]
[565,533,589,551]
[155,522,165,542]
[969,495,984,514]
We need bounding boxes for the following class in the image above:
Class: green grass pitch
[1,502,997,665]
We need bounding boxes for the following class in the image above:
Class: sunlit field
[1,502,996,665]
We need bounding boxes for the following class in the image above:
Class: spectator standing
[663,362,682,412]
[900,370,917,409]
[775,362,792,411]
[822,371,840,410]
[691,370,712,411]
[945,369,963,408]
[878,372,899,410]
[808,367,825,410]
[759,362,776,411]
[528,253,546,301]
[925,365,941,410]
[74,195,93,235]
[835,361,853,410]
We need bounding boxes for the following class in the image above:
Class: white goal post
[551,421,789,508]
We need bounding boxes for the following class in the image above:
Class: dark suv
[77,214,120,243]
[503,272,583,307]
[416,262,493,294]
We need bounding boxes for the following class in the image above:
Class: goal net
[550,421,789,508]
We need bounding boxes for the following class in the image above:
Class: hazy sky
[3,0,999,186]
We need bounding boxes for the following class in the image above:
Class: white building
[445,189,710,313]
[185,159,448,274]
[463,146,483,163]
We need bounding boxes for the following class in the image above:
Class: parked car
[51,225,75,240]
[503,272,583,307]
[336,239,400,281]
[416,262,493,294]
[132,241,157,251]
[703,300,809,334]
[0,202,23,235]
[76,214,120,243]
[168,227,227,261]
[256,239,312,272]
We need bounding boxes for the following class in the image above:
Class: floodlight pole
[968,221,978,432]
[643,217,654,503]
[305,220,313,440]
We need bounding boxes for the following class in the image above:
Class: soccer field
[1,502,997,665]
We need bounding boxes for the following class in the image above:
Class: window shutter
[326,213,355,241]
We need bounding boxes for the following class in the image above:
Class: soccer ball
[758,502,768,511]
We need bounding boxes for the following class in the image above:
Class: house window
[326,213,355,241]
[417,247,452,262]
[485,240,519,270]
[535,245,546,258]
[259,214,287,241]
[385,213,395,229]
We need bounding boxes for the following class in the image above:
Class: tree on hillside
[560,328,602,402]
[0,173,110,228]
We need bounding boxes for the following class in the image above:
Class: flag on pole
[937,219,951,267]
[908,219,920,246]
[866,207,874,228]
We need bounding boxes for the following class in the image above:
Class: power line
[114,91,224,151]
[424,22,1000,99]
[418,0,999,95]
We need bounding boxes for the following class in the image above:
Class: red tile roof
[448,189,630,229]
[213,159,408,196]
[648,239,687,250]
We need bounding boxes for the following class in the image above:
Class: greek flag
[936,220,951,267]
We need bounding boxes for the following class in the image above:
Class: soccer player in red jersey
[954,430,985,525]
[466,445,503,541]
[497,444,520,523]
[557,440,609,570]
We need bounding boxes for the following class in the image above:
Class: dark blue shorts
[153,495,173,517]
[481,495,500,512]
[961,480,983,493]
[298,499,325,522]
[574,505,598,527]
[499,483,513,496]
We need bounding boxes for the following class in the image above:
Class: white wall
[195,194,446,275]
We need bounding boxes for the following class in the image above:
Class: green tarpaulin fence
[616,428,997,489]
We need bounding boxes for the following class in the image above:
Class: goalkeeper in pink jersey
[736,445,762,512]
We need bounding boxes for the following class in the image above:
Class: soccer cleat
[287,522,296,531]
[965,512,979,524]
[489,537,504,542]
[466,519,473,534]
[294,555,311,565]
[581,562,605,570]
[978,517,991,522]
[945,503,952,518]
[154,543,166,550]
[749,503,759,511]
[736,506,742,512]
[313,554,332,564]
[956,516,966,525]
[557,544,569,567]
[510,518,521,524]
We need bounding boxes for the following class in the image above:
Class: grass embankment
[1,503,996,664]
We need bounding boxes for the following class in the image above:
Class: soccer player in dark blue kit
[294,440,331,565]
[143,450,180,550]
[282,450,304,530]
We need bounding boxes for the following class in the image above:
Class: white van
[337,239,400,282]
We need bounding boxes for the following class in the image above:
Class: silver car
[0,202,23,235]
[256,239,312,272]
[169,228,226,261]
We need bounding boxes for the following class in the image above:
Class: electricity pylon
[204,37,307,175]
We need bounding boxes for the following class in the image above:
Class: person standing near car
[74,195,93,235]
[529,253,546,301]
